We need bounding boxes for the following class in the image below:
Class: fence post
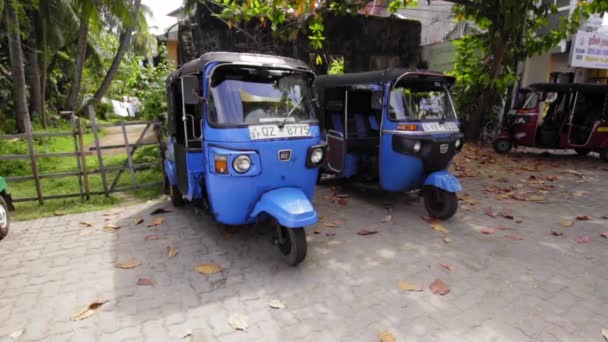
[25,122,44,205]
[120,117,138,190]
[71,115,85,202]
[153,121,168,194]
[76,117,91,200]
[88,105,109,197]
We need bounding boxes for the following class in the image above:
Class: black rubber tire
[170,184,186,207]
[423,187,458,220]
[574,148,591,156]
[600,149,608,162]
[0,196,9,240]
[493,139,513,154]
[278,226,307,266]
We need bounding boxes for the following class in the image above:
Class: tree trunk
[67,11,90,111]
[92,0,142,107]
[40,19,48,127]
[5,0,31,133]
[27,18,43,126]
[466,36,507,140]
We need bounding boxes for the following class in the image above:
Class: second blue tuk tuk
[316,69,463,219]
[163,52,326,265]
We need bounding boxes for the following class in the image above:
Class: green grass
[2,122,164,221]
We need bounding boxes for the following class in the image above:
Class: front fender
[424,171,462,193]
[164,160,177,186]
[249,187,318,228]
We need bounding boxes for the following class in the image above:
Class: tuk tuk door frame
[567,90,604,147]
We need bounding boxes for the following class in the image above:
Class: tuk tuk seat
[368,115,379,131]
[331,112,345,135]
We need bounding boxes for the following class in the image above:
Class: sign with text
[569,31,608,69]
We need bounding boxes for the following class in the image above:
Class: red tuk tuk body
[493,83,608,161]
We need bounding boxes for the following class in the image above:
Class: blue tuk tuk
[163,52,326,265]
[316,69,463,219]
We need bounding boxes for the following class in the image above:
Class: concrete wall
[178,3,421,74]
[421,41,456,73]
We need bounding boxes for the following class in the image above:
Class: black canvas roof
[169,52,312,79]
[528,83,608,94]
[315,69,456,88]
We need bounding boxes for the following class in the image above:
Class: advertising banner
[569,31,608,69]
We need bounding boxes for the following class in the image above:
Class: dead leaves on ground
[136,278,154,286]
[576,215,592,221]
[504,233,524,241]
[576,236,591,244]
[147,217,165,227]
[116,260,140,269]
[79,222,93,227]
[429,279,450,295]
[480,228,496,235]
[268,299,287,309]
[194,263,223,274]
[379,330,396,342]
[560,220,575,228]
[150,207,173,215]
[167,246,178,258]
[430,223,449,234]
[228,313,249,331]
[144,234,159,241]
[103,223,120,232]
[71,300,108,321]
[398,281,423,292]
[381,209,392,223]
[357,229,378,236]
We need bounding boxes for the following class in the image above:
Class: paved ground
[1,146,607,341]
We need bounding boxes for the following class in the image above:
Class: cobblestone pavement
[1,147,608,341]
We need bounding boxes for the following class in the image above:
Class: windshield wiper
[278,95,306,129]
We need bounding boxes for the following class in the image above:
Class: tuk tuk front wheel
[276,224,307,266]
[423,187,458,220]
[493,139,513,154]
[170,185,186,207]
[600,149,608,162]
[0,195,9,240]
[574,148,591,156]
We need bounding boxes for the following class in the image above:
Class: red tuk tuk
[493,83,608,161]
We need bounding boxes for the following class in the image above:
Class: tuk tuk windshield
[208,65,316,126]
[513,90,539,110]
[389,83,456,121]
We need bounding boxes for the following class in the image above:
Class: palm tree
[4,0,31,133]
[66,0,96,111]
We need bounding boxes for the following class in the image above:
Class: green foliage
[328,57,344,75]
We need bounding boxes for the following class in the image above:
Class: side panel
[249,187,318,228]
[424,170,462,193]
[185,151,204,201]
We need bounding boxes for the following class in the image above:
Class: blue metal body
[164,61,321,227]
[326,82,462,194]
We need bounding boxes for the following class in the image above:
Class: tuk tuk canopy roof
[528,83,608,94]
[315,69,456,89]
[170,52,312,79]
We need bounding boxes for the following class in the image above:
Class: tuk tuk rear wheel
[600,149,608,162]
[574,148,591,156]
[0,196,9,240]
[277,225,307,266]
[423,187,458,220]
[493,139,513,154]
[170,185,186,207]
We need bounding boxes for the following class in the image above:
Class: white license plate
[422,122,459,133]
[248,124,311,140]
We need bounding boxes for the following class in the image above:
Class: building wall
[178,3,421,73]
[167,40,179,66]
[421,41,456,73]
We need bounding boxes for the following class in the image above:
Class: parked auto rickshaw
[0,176,14,240]
[493,83,608,162]
[163,52,325,265]
[315,69,463,219]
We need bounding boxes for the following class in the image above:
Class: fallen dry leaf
[313,230,321,234]
[600,232,608,238]
[194,263,222,274]
[325,231,336,237]
[398,280,423,292]
[178,329,192,339]
[337,198,348,206]
[499,208,514,220]
[147,217,165,227]
[116,260,140,269]
[602,215,608,219]
[150,207,173,215]
[167,247,178,257]
[431,223,449,234]
[505,233,524,241]
[602,328,608,341]
[103,224,120,232]
[551,230,564,237]
[560,221,574,228]
[442,237,452,244]
[420,215,438,224]
[480,228,496,235]
[576,215,592,221]
[381,209,392,223]
[528,195,546,202]
[357,229,378,236]
[484,207,498,218]
[429,279,450,295]
[439,263,455,271]
[228,313,248,331]
[268,299,287,309]
[379,330,396,342]
[576,236,591,244]
[135,218,144,225]
[323,221,340,228]
[71,300,108,321]
[495,225,513,231]
[145,234,159,241]
[136,278,154,286]
[9,329,24,340]
[79,222,93,227]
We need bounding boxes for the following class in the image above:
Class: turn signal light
[214,155,228,174]
[397,124,418,131]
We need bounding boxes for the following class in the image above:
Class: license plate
[248,124,311,140]
[422,122,459,133]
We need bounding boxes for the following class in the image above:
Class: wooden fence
[0,107,165,204]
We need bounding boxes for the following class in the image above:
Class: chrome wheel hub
[0,204,7,229]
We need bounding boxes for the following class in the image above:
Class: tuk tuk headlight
[310,147,324,165]
[413,141,422,153]
[455,139,462,149]
[233,155,252,173]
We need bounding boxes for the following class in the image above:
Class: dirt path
[91,124,158,155]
